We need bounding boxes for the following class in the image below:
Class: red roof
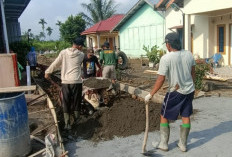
[81,14,124,35]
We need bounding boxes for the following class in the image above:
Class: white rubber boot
[157,126,170,151]
[64,113,71,130]
[74,111,81,123]
[177,126,190,152]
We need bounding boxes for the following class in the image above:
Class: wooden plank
[143,70,158,75]
[119,83,164,104]
[28,148,46,157]
[0,85,36,93]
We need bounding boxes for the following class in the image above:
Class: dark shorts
[30,66,36,71]
[161,91,194,120]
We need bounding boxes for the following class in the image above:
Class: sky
[19,0,138,40]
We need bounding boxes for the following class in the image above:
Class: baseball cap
[103,41,110,48]
[163,32,181,45]
[73,37,85,46]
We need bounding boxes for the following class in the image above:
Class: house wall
[165,0,232,65]
[184,0,232,15]
[86,34,119,51]
[184,0,232,65]
[119,4,164,58]
[210,14,232,65]
[191,15,209,58]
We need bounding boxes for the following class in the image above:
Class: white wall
[211,14,232,65]
[165,9,183,34]
[191,15,209,58]
[164,0,232,65]
[184,0,232,14]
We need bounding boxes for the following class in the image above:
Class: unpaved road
[65,96,232,157]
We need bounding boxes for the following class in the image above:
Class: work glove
[145,93,152,103]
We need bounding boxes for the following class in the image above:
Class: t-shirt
[83,54,99,78]
[158,50,196,94]
[100,49,117,66]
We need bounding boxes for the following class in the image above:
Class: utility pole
[0,0,9,53]
[28,29,31,43]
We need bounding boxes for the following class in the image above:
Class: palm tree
[39,32,45,41]
[56,20,62,27]
[46,27,53,39]
[79,0,118,26]
[38,18,47,39]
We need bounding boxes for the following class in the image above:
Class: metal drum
[0,92,31,157]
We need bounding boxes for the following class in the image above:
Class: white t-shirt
[158,50,195,94]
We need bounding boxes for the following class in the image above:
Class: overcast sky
[19,0,138,40]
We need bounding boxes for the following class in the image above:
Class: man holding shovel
[145,32,196,152]
[45,37,85,130]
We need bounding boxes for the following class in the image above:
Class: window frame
[217,24,226,54]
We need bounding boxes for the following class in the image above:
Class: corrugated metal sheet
[4,0,31,19]
[81,14,124,35]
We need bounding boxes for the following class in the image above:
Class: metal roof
[81,14,124,35]
[4,0,31,19]
[155,0,183,11]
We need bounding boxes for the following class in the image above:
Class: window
[217,25,226,54]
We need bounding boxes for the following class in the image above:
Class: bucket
[0,92,31,157]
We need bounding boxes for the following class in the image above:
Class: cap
[163,32,180,45]
[103,41,110,48]
[73,38,85,46]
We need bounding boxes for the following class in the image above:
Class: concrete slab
[65,97,232,157]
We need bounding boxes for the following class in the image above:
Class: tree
[38,18,47,39]
[56,20,62,27]
[80,0,118,26]
[59,15,86,43]
[46,27,53,39]
[39,32,45,41]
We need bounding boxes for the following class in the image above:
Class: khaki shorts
[102,65,116,79]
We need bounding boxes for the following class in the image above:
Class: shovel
[141,101,152,156]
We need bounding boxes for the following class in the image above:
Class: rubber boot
[74,111,80,123]
[157,126,170,151]
[64,113,71,130]
[107,83,113,91]
[111,83,117,95]
[177,126,190,152]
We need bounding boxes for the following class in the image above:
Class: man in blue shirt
[27,47,37,77]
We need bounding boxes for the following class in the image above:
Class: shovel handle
[142,102,149,153]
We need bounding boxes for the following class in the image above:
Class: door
[109,38,114,50]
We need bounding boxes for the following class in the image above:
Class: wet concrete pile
[83,77,111,89]
[70,93,162,141]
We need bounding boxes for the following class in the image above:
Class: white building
[155,0,232,66]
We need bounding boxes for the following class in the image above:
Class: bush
[55,41,71,52]
[143,45,166,64]
[195,63,210,90]
[32,40,71,53]
[10,41,32,67]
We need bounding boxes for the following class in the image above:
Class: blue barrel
[0,92,31,157]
